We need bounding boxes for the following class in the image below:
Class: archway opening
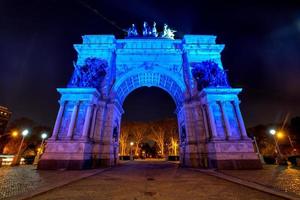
[119,86,180,161]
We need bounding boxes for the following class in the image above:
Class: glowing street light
[22,129,29,136]
[269,129,282,157]
[0,130,18,139]
[41,133,48,147]
[0,131,19,151]
[269,129,276,135]
[12,131,18,137]
[12,129,29,166]
[276,131,284,139]
[277,131,296,154]
[33,132,48,165]
[130,142,134,161]
[41,132,47,139]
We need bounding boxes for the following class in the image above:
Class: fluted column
[205,103,218,139]
[66,101,80,139]
[201,105,210,140]
[218,101,232,139]
[81,103,94,140]
[89,105,98,139]
[50,100,65,140]
[233,101,248,139]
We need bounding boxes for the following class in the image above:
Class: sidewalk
[0,165,108,200]
[219,165,300,197]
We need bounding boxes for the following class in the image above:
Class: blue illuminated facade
[38,34,262,170]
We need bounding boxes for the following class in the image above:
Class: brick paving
[1,162,298,200]
[30,161,283,200]
[220,165,300,197]
[0,166,43,199]
[0,165,103,200]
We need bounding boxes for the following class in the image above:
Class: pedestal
[199,88,262,169]
[38,88,100,170]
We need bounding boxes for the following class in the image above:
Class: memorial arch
[38,34,262,170]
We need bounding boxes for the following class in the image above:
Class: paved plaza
[30,161,284,200]
[1,161,300,200]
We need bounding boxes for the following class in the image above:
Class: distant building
[0,106,11,135]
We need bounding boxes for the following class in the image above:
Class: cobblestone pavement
[0,165,101,199]
[220,165,300,197]
[31,161,283,200]
[0,166,44,199]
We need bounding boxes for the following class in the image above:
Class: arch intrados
[113,72,184,107]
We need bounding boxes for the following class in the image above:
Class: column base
[38,140,94,170]
[206,140,262,169]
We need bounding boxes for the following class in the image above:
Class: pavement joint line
[5,167,111,200]
[189,168,300,200]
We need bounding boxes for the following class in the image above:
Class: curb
[190,168,300,200]
[6,168,111,200]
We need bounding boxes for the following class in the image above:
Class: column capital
[58,100,66,106]
[74,101,81,106]
[232,100,241,105]
[86,102,95,107]
[216,100,223,106]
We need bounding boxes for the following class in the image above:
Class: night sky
[1,0,300,128]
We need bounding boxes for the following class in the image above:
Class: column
[89,106,98,139]
[81,103,94,140]
[232,101,248,140]
[205,103,218,139]
[66,101,80,139]
[50,100,65,140]
[218,101,232,139]
[201,105,210,140]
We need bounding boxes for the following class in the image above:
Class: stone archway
[112,72,184,164]
[38,35,262,170]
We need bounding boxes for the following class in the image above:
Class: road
[30,160,283,200]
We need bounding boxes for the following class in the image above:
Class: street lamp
[0,130,18,139]
[12,131,18,137]
[40,133,48,151]
[33,132,48,165]
[252,136,265,164]
[11,129,29,166]
[276,131,284,139]
[269,129,276,135]
[0,131,19,151]
[269,129,282,157]
[276,131,296,154]
[130,142,134,161]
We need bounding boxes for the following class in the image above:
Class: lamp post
[252,136,265,164]
[277,131,296,154]
[39,133,47,155]
[11,129,29,166]
[40,133,47,149]
[34,133,48,165]
[269,129,282,157]
[130,142,134,161]
[282,132,296,153]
